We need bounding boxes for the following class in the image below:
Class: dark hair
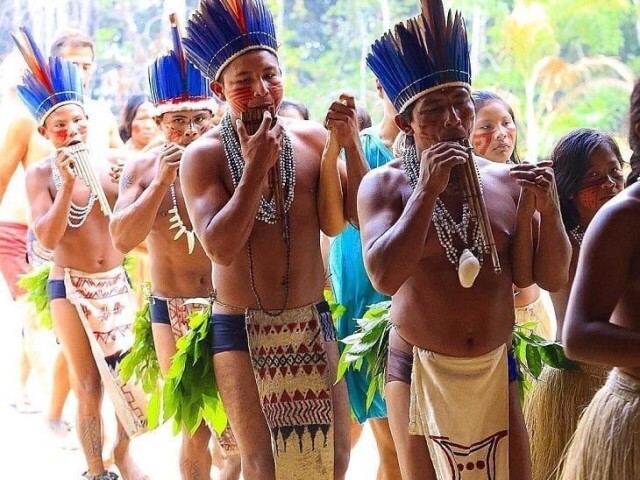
[627,78,640,186]
[278,98,309,120]
[50,30,95,60]
[356,102,372,131]
[119,93,152,142]
[551,128,623,230]
[471,90,521,163]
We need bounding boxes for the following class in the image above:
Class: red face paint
[577,177,608,211]
[472,131,493,156]
[53,129,69,143]
[226,86,255,114]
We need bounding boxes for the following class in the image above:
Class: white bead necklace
[168,183,196,254]
[51,158,97,228]
[219,112,296,224]
[569,225,584,246]
[402,143,484,270]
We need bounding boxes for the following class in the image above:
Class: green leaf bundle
[337,300,392,412]
[162,306,228,436]
[17,263,52,329]
[512,321,580,401]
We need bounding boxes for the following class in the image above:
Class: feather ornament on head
[12,27,85,126]
[183,0,278,81]
[367,0,471,114]
[149,14,214,116]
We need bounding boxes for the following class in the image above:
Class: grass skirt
[558,368,640,480]
[524,363,608,480]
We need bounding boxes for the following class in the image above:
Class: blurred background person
[118,93,160,152]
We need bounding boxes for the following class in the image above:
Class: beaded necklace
[51,158,97,228]
[168,183,196,254]
[219,112,294,316]
[402,143,484,269]
[569,225,584,246]
[219,112,296,224]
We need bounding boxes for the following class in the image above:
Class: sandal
[81,471,119,480]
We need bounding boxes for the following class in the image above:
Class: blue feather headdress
[367,0,471,114]
[149,14,214,116]
[12,27,85,126]
[183,0,278,81]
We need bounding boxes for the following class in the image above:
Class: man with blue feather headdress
[359,0,571,478]
[110,14,241,480]
[13,27,148,480]
[179,0,370,478]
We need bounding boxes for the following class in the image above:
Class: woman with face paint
[523,128,624,480]
[472,90,555,343]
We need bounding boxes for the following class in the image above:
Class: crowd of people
[0,0,639,479]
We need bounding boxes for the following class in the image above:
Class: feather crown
[149,14,214,116]
[12,27,85,126]
[183,0,278,81]
[367,0,471,114]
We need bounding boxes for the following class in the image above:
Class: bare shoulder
[359,158,405,202]
[591,183,640,237]
[25,155,53,185]
[278,117,326,152]
[181,127,225,182]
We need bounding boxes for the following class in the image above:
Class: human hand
[324,93,358,149]
[510,161,559,216]
[236,110,283,178]
[54,148,77,187]
[417,142,467,195]
[155,143,184,185]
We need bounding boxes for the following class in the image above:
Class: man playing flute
[358,1,571,478]
[180,1,369,478]
[14,28,146,480]
[110,15,241,480]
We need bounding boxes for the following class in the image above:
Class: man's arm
[109,148,180,253]
[510,161,571,291]
[0,116,33,202]
[27,153,74,251]
[563,200,640,366]
[181,114,281,267]
[320,94,370,233]
[510,188,536,289]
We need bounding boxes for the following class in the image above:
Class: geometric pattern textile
[246,303,335,479]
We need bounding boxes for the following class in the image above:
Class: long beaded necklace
[51,158,97,228]
[168,183,196,254]
[402,143,484,269]
[220,112,296,224]
[569,225,584,246]
[219,111,294,316]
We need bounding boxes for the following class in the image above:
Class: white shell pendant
[458,248,481,288]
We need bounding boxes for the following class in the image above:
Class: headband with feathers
[12,27,85,126]
[183,0,278,81]
[149,14,214,116]
[367,0,471,114]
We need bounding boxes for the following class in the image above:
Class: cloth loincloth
[558,368,640,480]
[524,363,609,480]
[514,295,554,340]
[0,221,29,299]
[409,344,509,480]
[149,295,240,456]
[63,265,147,437]
[246,301,336,479]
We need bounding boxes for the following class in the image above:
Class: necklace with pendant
[168,183,196,254]
[402,143,483,287]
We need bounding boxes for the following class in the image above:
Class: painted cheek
[164,126,184,144]
[226,86,255,114]
[472,131,492,156]
[577,183,602,211]
[54,129,68,143]
[270,83,284,110]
